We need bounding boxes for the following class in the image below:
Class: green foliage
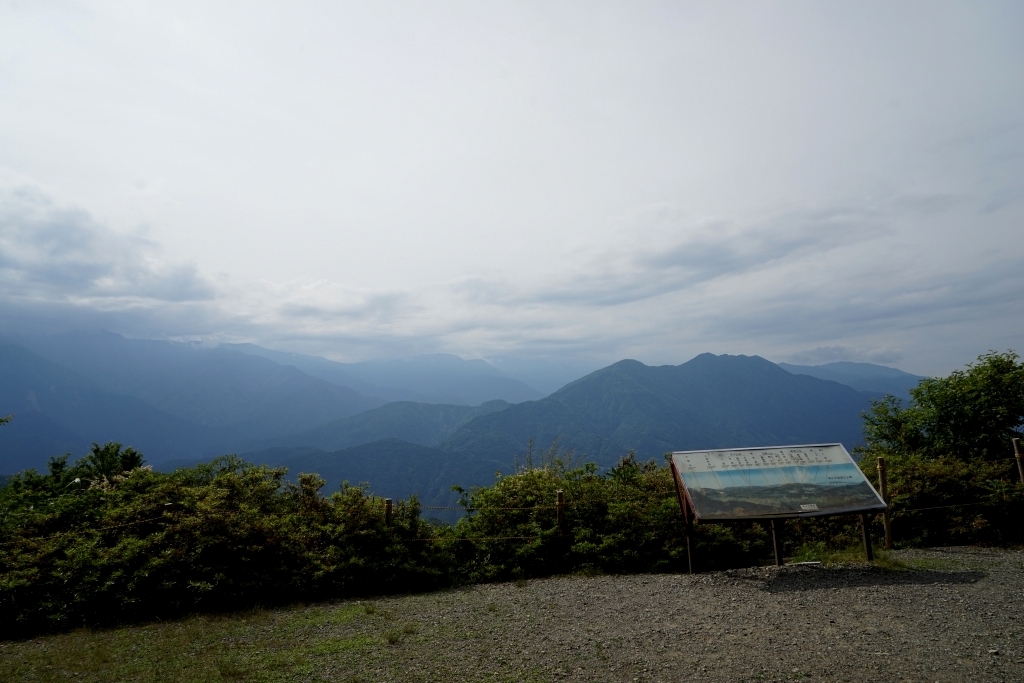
[861,350,1024,461]
[856,350,1024,547]
[446,448,769,581]
[789,542,907,570]
[0,447,452,637]
[0,442,774,637]
[6,340,1024,643]
[859,452,1024,547]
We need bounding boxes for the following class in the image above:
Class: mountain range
[224,344,542,405]
[778,361,923,403]
[1,331,926,508]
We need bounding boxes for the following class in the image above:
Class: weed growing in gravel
[363,603,378,615]
[791,542,907,570]
[384,629,402,645]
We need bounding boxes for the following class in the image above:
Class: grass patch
[310,635,377,655]
[0,601,376,683]
[790,542,908,570]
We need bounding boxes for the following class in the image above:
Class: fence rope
[420,505,563,511]
[405,535,543,542]
[0,514,170,547]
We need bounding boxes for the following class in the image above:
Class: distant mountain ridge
[0,333,542,474]
[274,438,508,514]
[778,361,924,403]
[20,331,384,439]
[0,342,226,472]
[224,344,542,405]
[221,354,881,512]
[246,400,511,452]
[3,338,909,517]
[442,354,874,466]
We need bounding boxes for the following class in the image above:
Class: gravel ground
[321,547,1024,683]
[3,547,1022,682]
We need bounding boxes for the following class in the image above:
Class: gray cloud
[0,185,215,307]
[452,201,890,310]
[0,184,1021,378]
[1,4,1021,377]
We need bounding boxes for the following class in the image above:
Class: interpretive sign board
[670,443,886,522]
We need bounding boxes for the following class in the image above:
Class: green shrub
[446,452,770,581]
[0,446,453,637]
[860,350,1024,461]
[4,343,1023,639]
[861,452,1024,547]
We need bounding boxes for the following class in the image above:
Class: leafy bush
[859,452,1024,547]
[855,350,1024,547]
[3,350,1023,636]
[447,449,769,581]
[861,351,1024,461]
[0,445,452,637]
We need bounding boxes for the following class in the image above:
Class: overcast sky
[1,1,1021,378]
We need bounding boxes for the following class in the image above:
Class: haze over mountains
[225,344,542,405]
[1,331,926,507]
[778,361,923,404]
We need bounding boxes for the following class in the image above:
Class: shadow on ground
[722,564,986,592]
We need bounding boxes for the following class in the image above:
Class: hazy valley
[0,331,924,507]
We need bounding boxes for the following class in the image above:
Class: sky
[1,1,1022,379]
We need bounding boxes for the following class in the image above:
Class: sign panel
[671,444,886,521]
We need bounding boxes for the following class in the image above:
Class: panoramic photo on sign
[671,444,886,521]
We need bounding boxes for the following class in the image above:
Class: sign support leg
[1014,438,1024,485]
[860,513,873,562]
[684,512,693,575]
[671,462,694,574]
[877,457,893,549]
[770,519,784,566]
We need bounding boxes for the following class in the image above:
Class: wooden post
[556,490,564,536]
[385,498,393,527]
[670,462,693,574]
[770,519,784,567]
[860,513,873,562]
[877,457,893,549]
[1014,438,1024,485]
[684,511,694,575]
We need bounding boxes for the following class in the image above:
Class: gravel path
[323,547,1024,683]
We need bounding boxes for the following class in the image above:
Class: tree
[861,351,1024,460]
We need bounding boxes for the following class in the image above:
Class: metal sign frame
[668,443,887,570]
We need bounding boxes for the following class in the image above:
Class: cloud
[455,202,892,316]
[0,181,1021,377]
[0,183,215,307]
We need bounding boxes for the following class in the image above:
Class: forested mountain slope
[226,345,542,404]
[778,361,923,403]
[251,400,511,452]
[21,331,384,439]
[0,343,225,471]
[443,354,872,466]
[239,438,510,512]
